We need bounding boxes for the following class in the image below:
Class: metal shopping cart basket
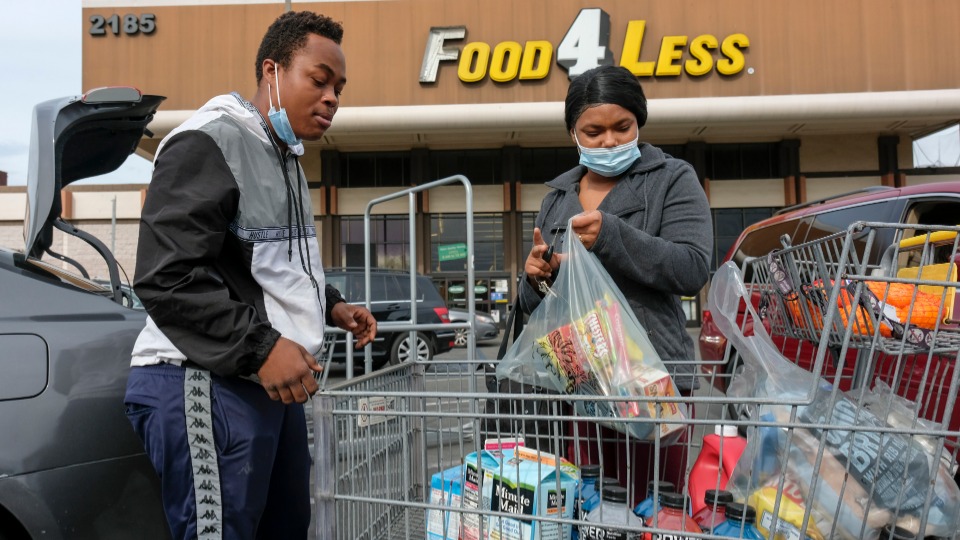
[712,220,960,540]
[308,174,712,540]
[307,214,960,540]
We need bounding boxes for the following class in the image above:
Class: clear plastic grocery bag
[495,217,686,443]
[710,261,960,539]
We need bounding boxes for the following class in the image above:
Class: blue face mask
[268,66,304,156]
[575,132,641,177]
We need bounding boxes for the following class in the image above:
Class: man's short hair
[255,11,344,84]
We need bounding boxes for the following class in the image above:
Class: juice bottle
[632,480,676,521]
[581,484,645,540]
[643,492,701,540]
[712,502,764,539]
[692,489,733,533]
[595,476,620,495]
[572,464,602,540]
[688,425,747,515]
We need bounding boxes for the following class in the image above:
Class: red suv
[699,182,960,432]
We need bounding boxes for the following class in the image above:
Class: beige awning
[142,89,960,156]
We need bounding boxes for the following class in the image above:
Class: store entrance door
[434,276,512,328]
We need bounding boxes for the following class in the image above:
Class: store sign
[448,284,466,294]
[474,285,488,294]
[438,243,468,261]
[419,8,749,84]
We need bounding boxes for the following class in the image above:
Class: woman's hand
[571,211,603,249]
[525,227,560,288]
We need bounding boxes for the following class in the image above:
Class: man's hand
[258,336,323,404]
[330,302,377,348]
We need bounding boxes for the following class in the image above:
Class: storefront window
[430,214,504,272]
[339,215,410,270]
[519,147,578,183]
[521,212,537,260]
[341,152,410,187]
[706,143,779,180]
[430,150,501,185]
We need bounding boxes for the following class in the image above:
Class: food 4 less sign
[420,8,749,83]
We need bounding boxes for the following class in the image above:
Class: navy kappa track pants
[125,364,311,540]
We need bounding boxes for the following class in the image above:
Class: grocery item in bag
[497,217,686,443]
[533,296,685,440]
[799,388,931,512]
[748,479,824,540]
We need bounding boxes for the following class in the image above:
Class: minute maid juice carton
[427,464,465,540]
[482,447,578,540]
[461,450,505,540]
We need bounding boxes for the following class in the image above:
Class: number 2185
[89,14,156,36]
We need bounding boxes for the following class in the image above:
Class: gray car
[0,88,169,539]
[447,308,500,346]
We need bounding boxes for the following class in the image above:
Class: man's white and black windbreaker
[131,93,342,376]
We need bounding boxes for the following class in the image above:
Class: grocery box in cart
[427,464,465,540]
[482,447,577,540]
[461,448,578,540]
[461,450,505,540]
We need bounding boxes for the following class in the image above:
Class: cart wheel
[388,332,433,365]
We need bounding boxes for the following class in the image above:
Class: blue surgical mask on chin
[575,132,641,177]
[268,67,304,156]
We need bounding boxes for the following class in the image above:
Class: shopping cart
[714,220,960,539]
[308,216,960,539]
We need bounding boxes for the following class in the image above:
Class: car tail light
[434,307,451,323]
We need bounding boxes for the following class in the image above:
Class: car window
[326,274,351,300]
[806,201,897,265]
[731,219,801,277]
[898,197,960,268]
[388,276,436,302]
[805,201,896,242]
[417,277,445,303]
[902,197,960,230]
[367,275,390,301]
[327,271,446,304]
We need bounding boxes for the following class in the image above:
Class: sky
[0,0,153,186]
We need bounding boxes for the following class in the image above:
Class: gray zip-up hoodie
[131,93,344,377]
[518,143,713,390]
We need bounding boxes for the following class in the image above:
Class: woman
[519,64,713,504]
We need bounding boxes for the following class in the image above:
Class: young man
[125,12,376,540]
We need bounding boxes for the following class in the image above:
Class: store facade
[71,0,960,325]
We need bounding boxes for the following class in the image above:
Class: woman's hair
[255,11,344,84]
[564,65,648,132]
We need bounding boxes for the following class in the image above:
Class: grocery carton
[485,437,526,451]
[462,450,506,540]
[427,464,465,540]
[482,448,579,540]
